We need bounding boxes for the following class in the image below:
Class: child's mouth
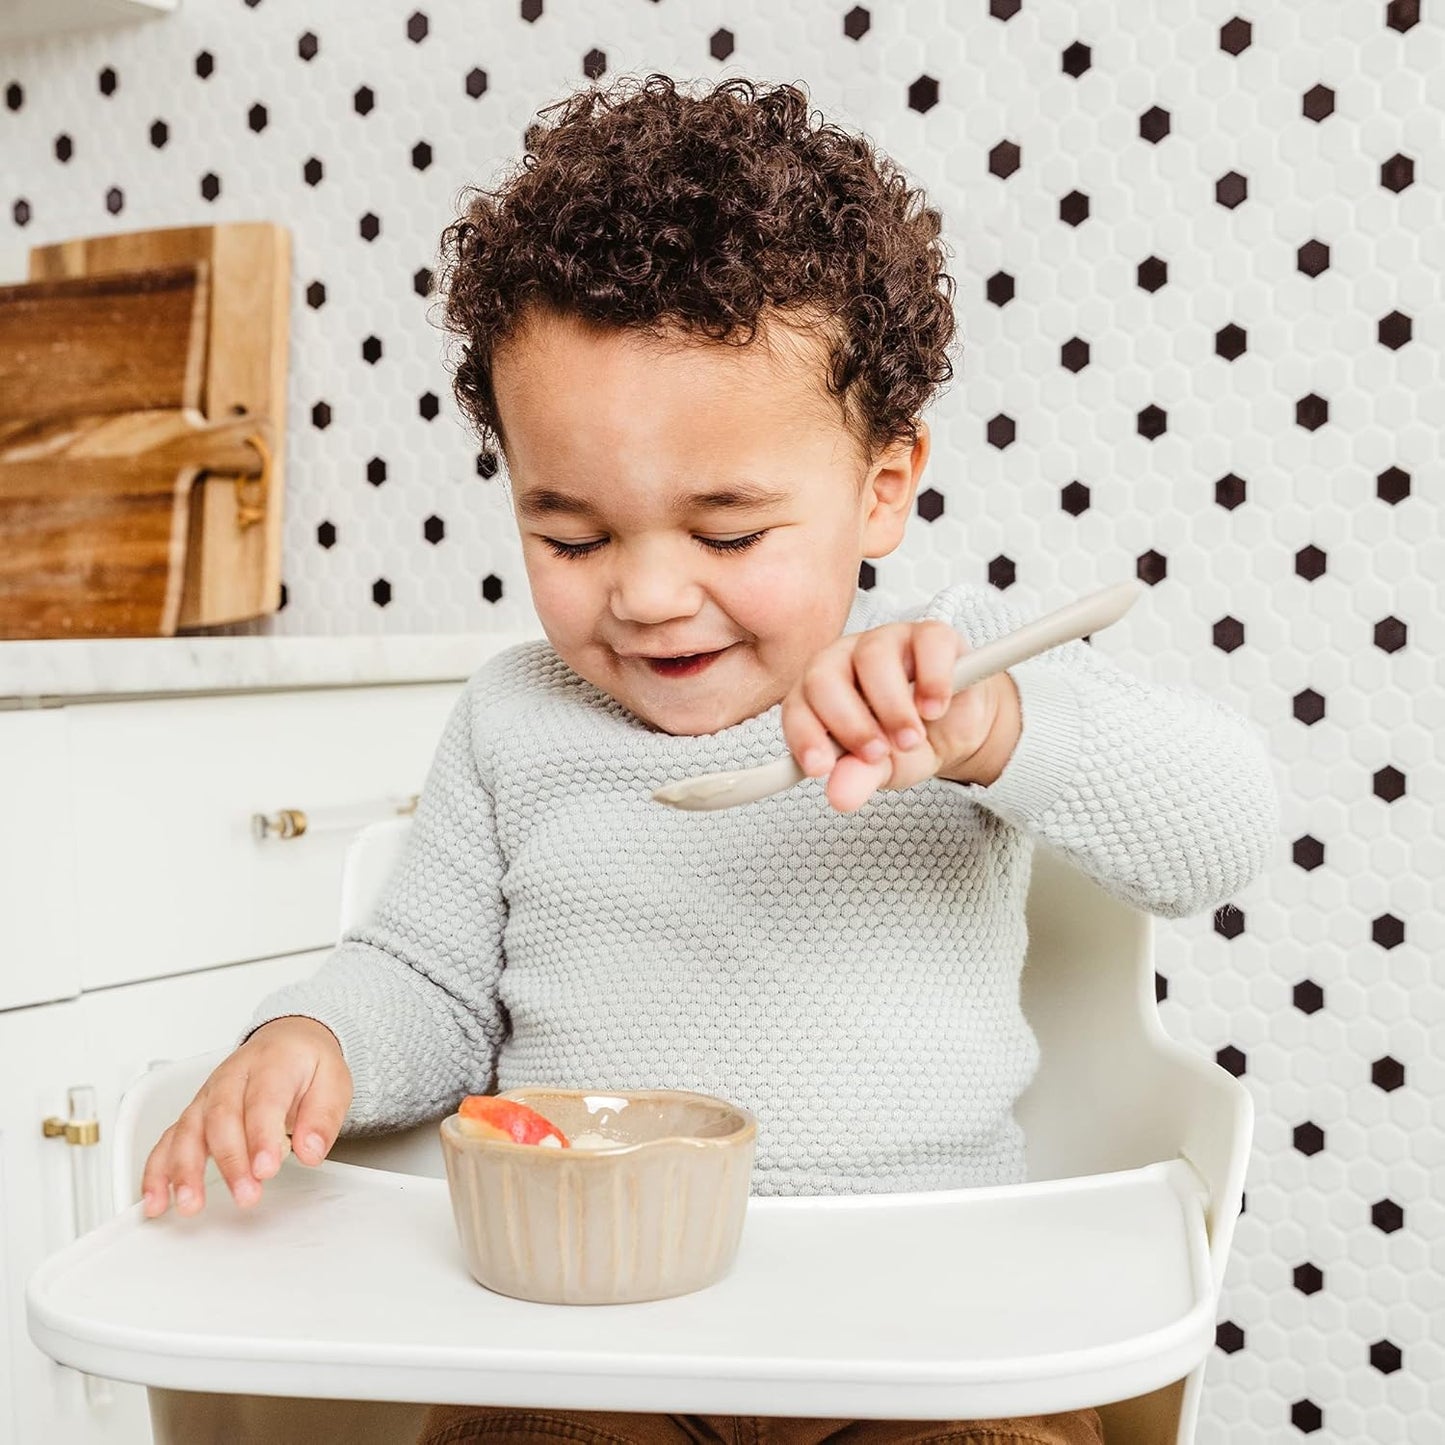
[644,647,729,678]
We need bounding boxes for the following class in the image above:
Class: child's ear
[860,422,930,559]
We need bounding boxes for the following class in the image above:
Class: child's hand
[140,1016,352,1218]
[781,620,1021,813]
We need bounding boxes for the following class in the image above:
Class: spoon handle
[946,578,1141,693]
[653,579,1144,811]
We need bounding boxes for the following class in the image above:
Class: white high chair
[29,817,1250,1445]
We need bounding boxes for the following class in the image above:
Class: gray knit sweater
[248,582,1279,1196]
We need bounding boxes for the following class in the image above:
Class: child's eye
[542,537,607,559]
[541,532,766,560]
[698,531,766,554]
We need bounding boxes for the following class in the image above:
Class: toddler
[143,76,1278,1445]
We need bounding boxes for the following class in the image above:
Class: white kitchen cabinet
[0,631,530,1445]
[0,710,80,1010]
[67,684,460,992]
[0,998,86,1442]
[1,950,320,1445]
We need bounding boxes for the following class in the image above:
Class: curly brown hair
[438,74,957,466]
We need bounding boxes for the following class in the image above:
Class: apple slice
[457,1095,570,1148]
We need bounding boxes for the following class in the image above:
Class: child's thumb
[290,1055,353,1165]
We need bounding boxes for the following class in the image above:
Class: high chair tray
[29,1155,1215,1420]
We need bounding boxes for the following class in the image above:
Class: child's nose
[608,551,704,625]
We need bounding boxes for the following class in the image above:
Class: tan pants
[416,1405,1104,1445]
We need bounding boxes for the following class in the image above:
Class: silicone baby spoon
[652,578,1144,812]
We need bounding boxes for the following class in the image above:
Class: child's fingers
[852,626,931,750]
[165,1107,212,1216]
[288,1053,353,1167]
[910,622,965,721]
[826,752,894,813]
[780,691,841,776]
[800,655,890,765]
[243,1072,303,1182]
[141,1126,178,1217]
[202,1082,262,1208]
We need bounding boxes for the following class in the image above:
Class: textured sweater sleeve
[918,582,1281,918]
[243,678,509,1132]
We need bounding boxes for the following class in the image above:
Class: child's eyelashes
[540,532,767,560]
[542,536,607,560]
[700,531,766,554]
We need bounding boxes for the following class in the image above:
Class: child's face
[491,308,928,736]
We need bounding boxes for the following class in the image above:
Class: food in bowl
[440,1087,757,1304]
[457,1094,570,1147]
[567,1130,622,1150]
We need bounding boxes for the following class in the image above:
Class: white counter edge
[0,632,543,706]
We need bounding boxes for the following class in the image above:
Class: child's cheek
[523,555,588,629]
[733,551,806,621]
[735,553,849,666]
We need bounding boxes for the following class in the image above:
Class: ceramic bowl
[439,1087,757,1305]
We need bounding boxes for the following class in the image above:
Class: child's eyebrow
[517,483,791,520]
[514,487,580,519]
[674,483,794,513]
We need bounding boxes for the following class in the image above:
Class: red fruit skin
[458,1095,570,1148]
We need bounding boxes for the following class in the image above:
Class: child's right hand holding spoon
[781,617,1021,813]
[654,580,1144,813]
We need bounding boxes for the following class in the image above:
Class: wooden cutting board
[0,260,272,637]
[18,222,290,633]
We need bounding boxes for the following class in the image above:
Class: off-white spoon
[652,578,1145,812]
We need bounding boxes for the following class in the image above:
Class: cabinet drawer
[66,683,462,991]
[0,710,80,1010]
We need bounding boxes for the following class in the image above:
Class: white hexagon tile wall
[3,0,1442,1438]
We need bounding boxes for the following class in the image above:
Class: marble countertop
[0,631,539,705]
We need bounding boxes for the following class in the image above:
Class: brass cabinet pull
[251,794,419,842]
[42,1087,113,1404]
[251,807,308,840]
[42,1114,100,1146]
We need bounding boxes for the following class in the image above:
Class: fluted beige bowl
[439,1087,757,1305]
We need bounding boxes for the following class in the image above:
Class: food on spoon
[458,1095,570,1148]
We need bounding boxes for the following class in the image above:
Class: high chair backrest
[1020,844,1251,1281]
[337,814,413,935]
[304,815,440,1176]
